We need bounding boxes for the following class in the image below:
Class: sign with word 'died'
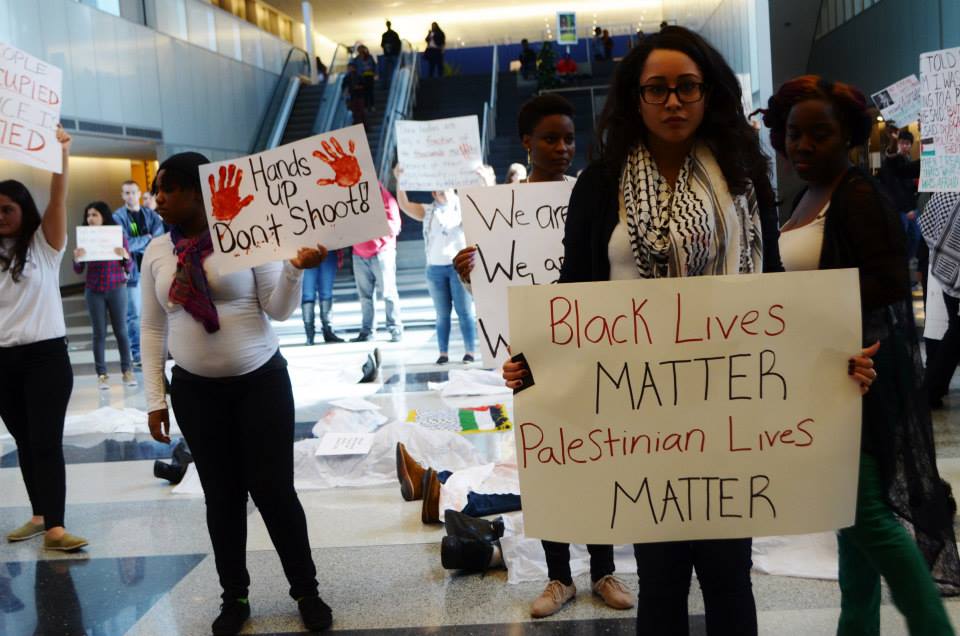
[0,42,63,173]
[199,125,389,274]
[508,269,862,545]
[919,47,960,192]
[460,180,574,368]
[395,116,482,191]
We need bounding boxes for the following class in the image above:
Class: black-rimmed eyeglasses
[638,81,706,105]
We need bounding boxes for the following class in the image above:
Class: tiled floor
[2,279,960,635]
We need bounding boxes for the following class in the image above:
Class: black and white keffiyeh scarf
[620,142,763,278]
[920,192,960,293]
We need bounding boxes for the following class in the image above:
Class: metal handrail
[480,45,498,161]
[251,47,310,152]
[539,84,609,124]
[328,42,354,74]
[377,41,419,184]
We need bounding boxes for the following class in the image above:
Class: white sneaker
[122,370,137,387]
[97,375,110,390]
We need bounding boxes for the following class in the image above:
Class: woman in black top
[763,75,958,635]
[504,27,876,636]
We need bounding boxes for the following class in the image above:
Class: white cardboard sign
[871,74,922,125]
[460,180,574,368]
[508,269,863,545]
[0,42,63,173]
[76,226,123,262]
[919,47,960,192]
[198,125,389,274]
[314,433,376,456]
[395,116,482,191]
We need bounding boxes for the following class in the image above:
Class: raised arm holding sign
[0,43,63,173]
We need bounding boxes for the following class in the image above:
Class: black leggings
[541,540,615,585]
[0,338,73,530]
[634,538,756,636]
[170,356,318,601]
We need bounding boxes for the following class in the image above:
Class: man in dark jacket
[380,21,401,86]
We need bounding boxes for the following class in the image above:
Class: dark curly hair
[81,201,117,226]
[0,180,42,283]
[761,75,873,155]
[594,26,773,208]
[517,94,575,138]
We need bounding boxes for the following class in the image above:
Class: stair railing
[480,45,498,162]
[376,40,420,184]
[251,47,310,152]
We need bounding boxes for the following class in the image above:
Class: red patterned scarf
[168,227,220,333]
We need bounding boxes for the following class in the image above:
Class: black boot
[320,299,344,343]
[212,599,250,635]
[444,510,505,544]
[153,439,194,485]
[302,302,316,345]
[440,535,494,571]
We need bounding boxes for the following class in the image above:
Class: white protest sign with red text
[508,269,862,544]
[198,125,389,274]
[0,43,63,173]
[460,180,573,368]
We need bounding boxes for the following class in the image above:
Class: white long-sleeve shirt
[140,234,303,412]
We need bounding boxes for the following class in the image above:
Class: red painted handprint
[313,137,362,187]
[209,164,254,223]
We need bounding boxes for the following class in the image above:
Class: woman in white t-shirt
[394,166,478,364]
[0,125,88,552]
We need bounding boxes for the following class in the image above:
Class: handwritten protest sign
[508,269,862,544]
[0,43,63,173]
[198,125,389,274]
[460,181,574,368]
[395,116,482,191]
[871,74,921,125]
[919,47,960,192]
[75,226,123,262]
[314,433,376,456]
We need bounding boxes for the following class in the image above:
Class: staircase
[280,83,325,145]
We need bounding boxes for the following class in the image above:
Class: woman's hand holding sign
[289,244,328,270]
[209,164,254,222]
[314,138,362,187]
[850,341,880,395]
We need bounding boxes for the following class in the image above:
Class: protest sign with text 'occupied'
[199,125,389,274]
[509,269,862,545]
[0,42,62,173]
[460,180,574,368]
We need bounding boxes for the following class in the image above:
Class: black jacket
[559,160,783,284]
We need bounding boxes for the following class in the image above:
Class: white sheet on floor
[0,406,181,449]
[429,369,513,397]
[172,417,485,495]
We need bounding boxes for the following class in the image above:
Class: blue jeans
[301,254,338,303]
[85,286,132,375]
[125,282,141,361]
[437,471,521,517]
[425,264,476,354]
[353,249,402,335]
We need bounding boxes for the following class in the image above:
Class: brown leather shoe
[396,442,426,501]
[421,468,441,524]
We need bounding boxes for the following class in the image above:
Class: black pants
[170,355,318,601]
[542,540,615,585]
[0,338,72,529]
[633,538,756,636]
[426,50,443,77]
[926,292,960,401]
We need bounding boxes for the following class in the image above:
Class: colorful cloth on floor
[406,404,511,434]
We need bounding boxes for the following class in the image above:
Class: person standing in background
[301,249,343,345]
[354,45,377,112]
[351,183,404,343]
[113,180,164,366]
[424,22,446,78]
[381,21,401,86]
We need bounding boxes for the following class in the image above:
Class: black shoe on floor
[462,353,475,363]
[351,331,372,342]
[436,355,449,364]
[298,595,333,632]
[212,599,250,635]
[440,535,494,571]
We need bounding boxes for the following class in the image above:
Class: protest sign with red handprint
[313,137,362,187]
[208,164,254,223]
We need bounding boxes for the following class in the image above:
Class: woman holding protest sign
[72,201,137,388]
[141,152,332,635]
[0,124,89,553]
[762,75,958,635]
[454,93,577,286]
[503,27,879,635]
